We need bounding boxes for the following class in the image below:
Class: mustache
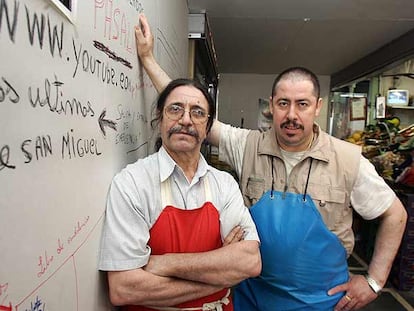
[280,120,304,130]
[168,125,199,139]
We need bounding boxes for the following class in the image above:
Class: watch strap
[365,274,382,294]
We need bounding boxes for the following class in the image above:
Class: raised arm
[135,14,171,92]
[206,119,223,147]
[136,13,228,148]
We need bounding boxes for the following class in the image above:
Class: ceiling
[187,0,414,77]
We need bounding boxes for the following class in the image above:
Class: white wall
[217,73,331,131]
[0,0,188,310]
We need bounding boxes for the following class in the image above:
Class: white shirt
[98,146,259,271]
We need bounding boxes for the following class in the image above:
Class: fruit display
[345,130,364,145]
[344,117,414,184]
[369,151,407,180]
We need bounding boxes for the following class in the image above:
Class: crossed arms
[108,227,261,307]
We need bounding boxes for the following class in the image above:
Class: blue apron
[234,159,349,310]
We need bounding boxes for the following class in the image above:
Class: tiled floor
[348,252,414,310]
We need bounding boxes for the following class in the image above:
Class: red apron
[123,178,233,311]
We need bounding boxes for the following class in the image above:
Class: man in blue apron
[214,68,407,310]
[134,16,407,310]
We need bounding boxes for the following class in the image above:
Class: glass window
[58,0,71,11]
[49,0,76,23]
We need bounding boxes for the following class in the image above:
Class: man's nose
[179,110,193,124]
[287,104,297,120]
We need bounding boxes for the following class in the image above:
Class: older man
[98,78,261,311]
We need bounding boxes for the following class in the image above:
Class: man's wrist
[365,274,382,294]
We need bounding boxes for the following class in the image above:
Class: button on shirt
[98,146,259,271]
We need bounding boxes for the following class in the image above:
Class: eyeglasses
[164,104,210,124]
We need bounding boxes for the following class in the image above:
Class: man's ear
[269,96,274,115]
[315,97,323,117]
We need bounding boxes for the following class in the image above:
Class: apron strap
[204,176,212,202]
[161,178,173,207]
[270,158,275,199]
[149,289,231,311]
[303,158,313,201]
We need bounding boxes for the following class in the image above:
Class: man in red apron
[98,78,261,310]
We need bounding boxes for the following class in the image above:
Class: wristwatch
[365,274,382,294]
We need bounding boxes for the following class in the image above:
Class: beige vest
[240,125,361,256]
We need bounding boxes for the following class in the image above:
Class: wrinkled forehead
[166,85,208,108]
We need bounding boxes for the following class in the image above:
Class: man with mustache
[134,14,407,311]
[98,79,261,310]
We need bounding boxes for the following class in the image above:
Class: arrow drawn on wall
[98,109,117,136]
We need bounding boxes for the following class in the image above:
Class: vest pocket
[307,185,347,229]
[245,176,267,204]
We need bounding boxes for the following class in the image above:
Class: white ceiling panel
[188,0,414,75]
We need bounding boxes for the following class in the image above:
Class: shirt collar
[258,123,329,163]
[158,146,209,183]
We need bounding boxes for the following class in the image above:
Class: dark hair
[151,79,216,151]
[270,67,320,100]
